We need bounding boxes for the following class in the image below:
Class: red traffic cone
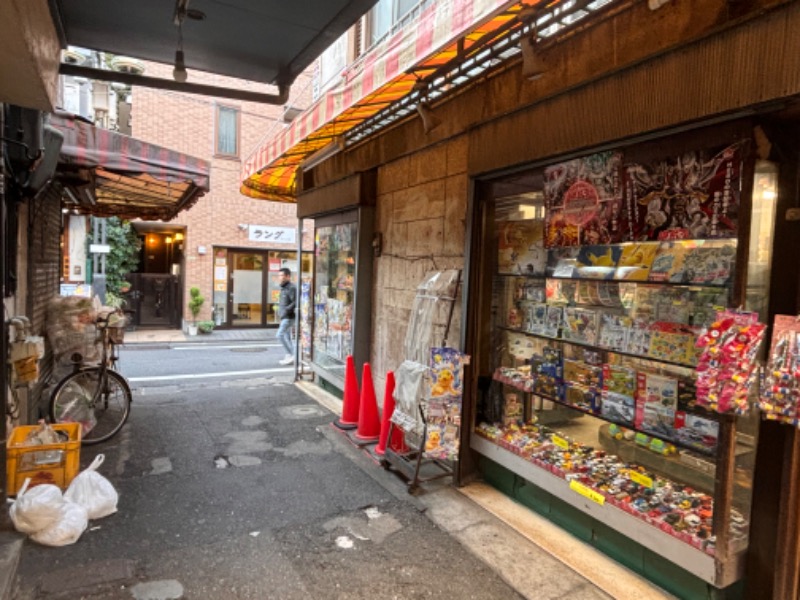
[375,371,396,455]
[334,355,359,430]
[389,415,408,454]
[355,363,381,442]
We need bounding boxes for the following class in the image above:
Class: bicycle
[49,309,133,445]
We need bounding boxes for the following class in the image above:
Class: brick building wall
[131,62,314,323]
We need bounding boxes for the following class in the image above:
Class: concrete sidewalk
[2,332,674,600]
[123,327,275,345]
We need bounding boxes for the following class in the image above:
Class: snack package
[695,310,766,414]
[759,315,800,426]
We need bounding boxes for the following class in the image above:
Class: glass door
[229,251,266,326]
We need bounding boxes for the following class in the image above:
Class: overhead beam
[59,63,290,105]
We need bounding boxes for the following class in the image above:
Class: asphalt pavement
[3,329,672,600]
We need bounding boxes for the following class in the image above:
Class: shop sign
[248,225,296,244]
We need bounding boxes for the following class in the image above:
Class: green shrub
[198,320,215,334]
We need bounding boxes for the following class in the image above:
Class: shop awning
[50,111,211,221]
[240,0,529,203]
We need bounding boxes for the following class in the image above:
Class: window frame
[214,104,240,159]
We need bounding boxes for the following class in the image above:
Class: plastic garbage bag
[9,479,66,534]
[64,454,118,520]
[30,499,88,547]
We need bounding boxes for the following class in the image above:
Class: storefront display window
[313,222,356,376]
[471,136,766,587]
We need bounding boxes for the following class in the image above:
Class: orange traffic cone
[355,363,381,442]
[375,371,396,455]
[334,355,359,430]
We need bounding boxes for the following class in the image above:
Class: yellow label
[628,470,653,489]
[552,435,569,450]
[569,480,605,505]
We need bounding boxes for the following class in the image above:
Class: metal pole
[294,218,302,380]
[0,103,9,516]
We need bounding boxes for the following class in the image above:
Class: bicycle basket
[108,327,125,344]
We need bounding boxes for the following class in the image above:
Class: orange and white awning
[240,0,532,203]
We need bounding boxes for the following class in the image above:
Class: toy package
[598,313,632,352]
[614,242,660,281]
[562,358,602,414]
[544,306,563,338]
[679,241,736,285]
[695,310,766,414]
[575,245,621,279]
[759,315,800,427]
[527,303,549,335]
[502,392,525,426]
[547,247,581,277]
[424,347,467,460]
[674,411,719,453]
[562,308,599,345]
[497,220,547,275]
[545,279,575,305]
[627,319,653,356]
[648,241,693,283]
[635,372,678,440]
[648,322,700,365]
[531,346,562,397]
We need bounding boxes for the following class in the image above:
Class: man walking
[276,267,296,365]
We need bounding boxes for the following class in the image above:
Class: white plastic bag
[30,500,88,546]
[9,479,67,534]
[64,454,118,519]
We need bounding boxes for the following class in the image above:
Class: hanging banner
[622,142,744,242]
[544,151,624,247]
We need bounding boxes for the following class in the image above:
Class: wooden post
[712,415,737,582]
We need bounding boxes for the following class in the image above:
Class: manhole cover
[229,347,267,353]
[278,405,328,419]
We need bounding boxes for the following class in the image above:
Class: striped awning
[51,111,211,221]
[240,0,531,203]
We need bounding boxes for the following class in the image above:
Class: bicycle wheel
[50,367,132,445]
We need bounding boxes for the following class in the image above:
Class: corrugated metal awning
[51,111,211,221]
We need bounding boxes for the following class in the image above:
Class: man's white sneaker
[279,355,294,365]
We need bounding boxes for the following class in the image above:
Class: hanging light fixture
[520,27,546,81]
[416,101,442,134]
[173,20,188,82]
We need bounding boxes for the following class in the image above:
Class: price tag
[628,470,653,489]
[569,480,605,505]
[551,435,569,450]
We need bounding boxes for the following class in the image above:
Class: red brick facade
[131,61,314,324]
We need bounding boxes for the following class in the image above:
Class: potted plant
[198,320,215,334]
[187,286,205,335]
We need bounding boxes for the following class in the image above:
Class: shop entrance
[228,251,267,326]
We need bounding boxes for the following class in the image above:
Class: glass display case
[310,207,374,391]
[470,141,771,587]
[313,221,357,379]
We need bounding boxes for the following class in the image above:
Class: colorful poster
[622,142,743,241]
[424,347,466,460]
[497,220,547,275]
[544,151,624,247]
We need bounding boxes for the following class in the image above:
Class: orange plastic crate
[6,423,82,496]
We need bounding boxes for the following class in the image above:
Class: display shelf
[498,326,697,370]
[492,368,717,457]
[470,434,745,587]
[497,272,732,289]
